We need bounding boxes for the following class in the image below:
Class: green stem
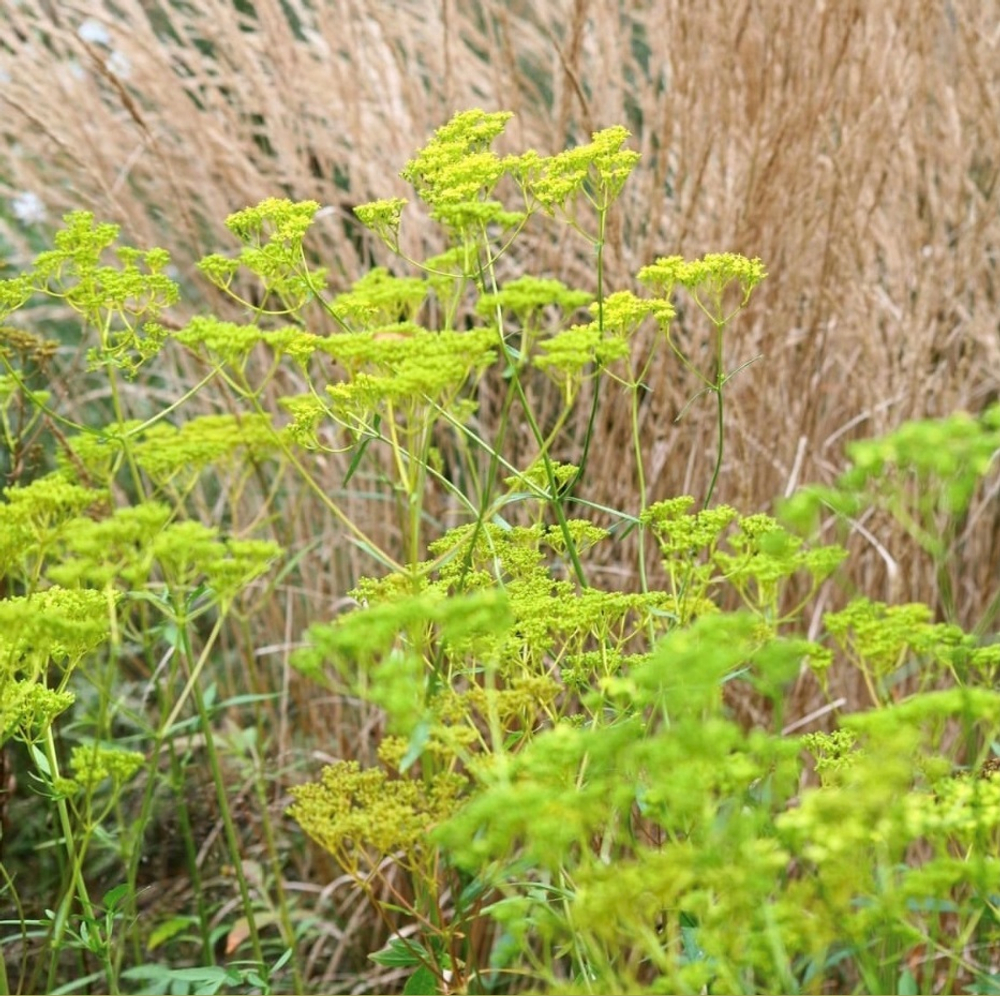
[703,321,726,509]
[188,676,266,970]
[169,745,216,962]
[477,226,590,588]
[251,759,305,994]
[630,383,657,647]
[570,207,608,500]
[216,363,406,575]
[42,728,119,995]
[406,419,430,579]
[119,609,227,972]
[935,556,957,624]
[100,326,147,505]
[174,606,266,973]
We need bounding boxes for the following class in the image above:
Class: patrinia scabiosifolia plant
[3,108,1000,995]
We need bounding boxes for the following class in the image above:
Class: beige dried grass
[2,0,999,690]
[3,0,995,561]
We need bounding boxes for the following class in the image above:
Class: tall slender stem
[42,727,119,995]
[703,321,726,509]
[477,224,590,588]
[572,207,608,497]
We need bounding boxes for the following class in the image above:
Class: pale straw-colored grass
[3,0,1000,715]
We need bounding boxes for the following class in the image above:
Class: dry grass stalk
[2,0,999,705]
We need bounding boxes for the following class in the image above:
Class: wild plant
[0,216,288,992]
[2,107,1000,996]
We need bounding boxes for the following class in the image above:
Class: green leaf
[147,916,197,951]
[50,971,106,995]
[167,966,231,982]
[344,413,380,485]
[29,743,51,776]
[370,937,426,968]
[403,965,439,995]
[967,972,1000,994]
[400,720,431,773]
[679,910,706,964]
[455,874,490,914]
[101,883,130,910]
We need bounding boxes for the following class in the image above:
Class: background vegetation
[2,1,1000,993]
